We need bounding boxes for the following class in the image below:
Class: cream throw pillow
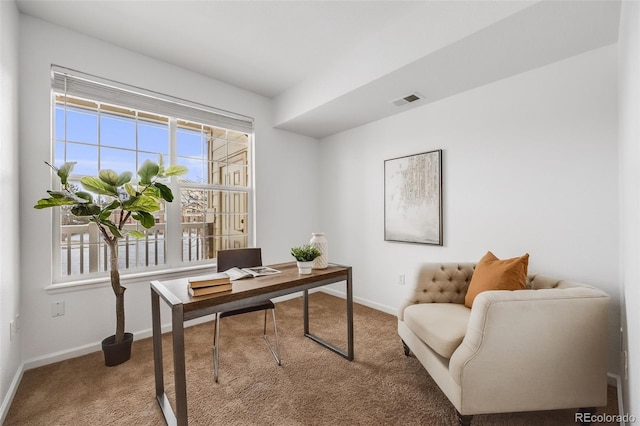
[464,251,529,308]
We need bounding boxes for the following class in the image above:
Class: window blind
[51,65,254,133]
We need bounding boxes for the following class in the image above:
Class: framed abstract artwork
[384,149,443,245]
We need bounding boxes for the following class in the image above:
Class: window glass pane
[219,235,248,251]
[177,126,203,158]
[55,105,65,141]
[225,164,248,188]
[178,157,204,184]
[66,107,97,144]
[66,143,98,176]
[54,141,65,168]
[100,147,136,174]
[208,136,228,164]
[207,161,225,185]
[139,120,169,155]
[114,205,166,269]
[59,207,94,277]
[100,113,135,149]
[228,141,248,164]
[228,130,249,145]
[180,187,232,261]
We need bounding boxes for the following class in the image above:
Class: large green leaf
[99,200,120,220]
[104,199,121,211]
[132,211,155,229]
[124,183,137,197]
[99,209,112,221]
[123,195,160,212]
[71,203,101,217]
[34,198,77,209]
[138,160,159,185]
[164,165,188,177]
[142,186,160,199]
[98,169,132,186]
[99,219,123,239]
[157,155,166,176]
[81,176,118,196]
[98,169,119,185]
[129,230,146,239]
[35,189,88,207]
[115,171,133,186]
[152,182,173,202]
[46,190,67,199]
[75,191,94,203]
[56,162,76,185]
[45,190,88,204]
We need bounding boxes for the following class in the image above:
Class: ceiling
[16,0,621,139]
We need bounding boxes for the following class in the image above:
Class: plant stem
[107,238,126,344]
[119,210,132,230]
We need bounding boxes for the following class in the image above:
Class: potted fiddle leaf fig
[291,244,322,275]
[35,158,187,366]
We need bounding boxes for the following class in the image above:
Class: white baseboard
[319,287,398,316]
[0,362,24,424]
[23,341,105,371]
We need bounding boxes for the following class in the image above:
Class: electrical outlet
[51,301,65,317]
[398,274,405,285]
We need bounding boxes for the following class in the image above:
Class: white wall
[319,45,620,376]
[0,0,23,421]
[18,15,320,365]
[618,0,639,417]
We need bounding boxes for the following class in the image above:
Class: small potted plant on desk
[291,244,322,274]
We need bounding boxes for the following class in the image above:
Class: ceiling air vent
[390,93,423,107]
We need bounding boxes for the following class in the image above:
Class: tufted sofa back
[397,263,599,321]
[411,263,476,305]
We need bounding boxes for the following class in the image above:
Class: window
[51,66,254,282]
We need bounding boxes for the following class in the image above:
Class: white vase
[310,232,328,269]
[297,261,313,274]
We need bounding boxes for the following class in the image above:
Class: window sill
[44,263,218,294]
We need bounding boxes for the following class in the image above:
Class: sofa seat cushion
[403,303,471,359]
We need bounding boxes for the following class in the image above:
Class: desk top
[151,262,351,315]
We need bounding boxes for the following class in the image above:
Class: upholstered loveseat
[397,262,610,425]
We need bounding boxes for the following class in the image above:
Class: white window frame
[49,66,255,286]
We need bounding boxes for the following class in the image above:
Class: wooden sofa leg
[401,339,410,356]
[457,411,473,426]
[577,407,597,425]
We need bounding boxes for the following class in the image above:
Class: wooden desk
[150,262,353,426]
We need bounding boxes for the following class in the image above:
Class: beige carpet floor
[6,292,618,425]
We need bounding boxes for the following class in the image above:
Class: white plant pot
[297,261,313,274]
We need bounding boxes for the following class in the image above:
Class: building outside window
[51,67,253,283]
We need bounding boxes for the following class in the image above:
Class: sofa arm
[449,286,610,413]
[397,263,475,321]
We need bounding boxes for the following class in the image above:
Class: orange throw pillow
[464,251,529,308]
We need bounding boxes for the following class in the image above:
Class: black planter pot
[101,332,133,367]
